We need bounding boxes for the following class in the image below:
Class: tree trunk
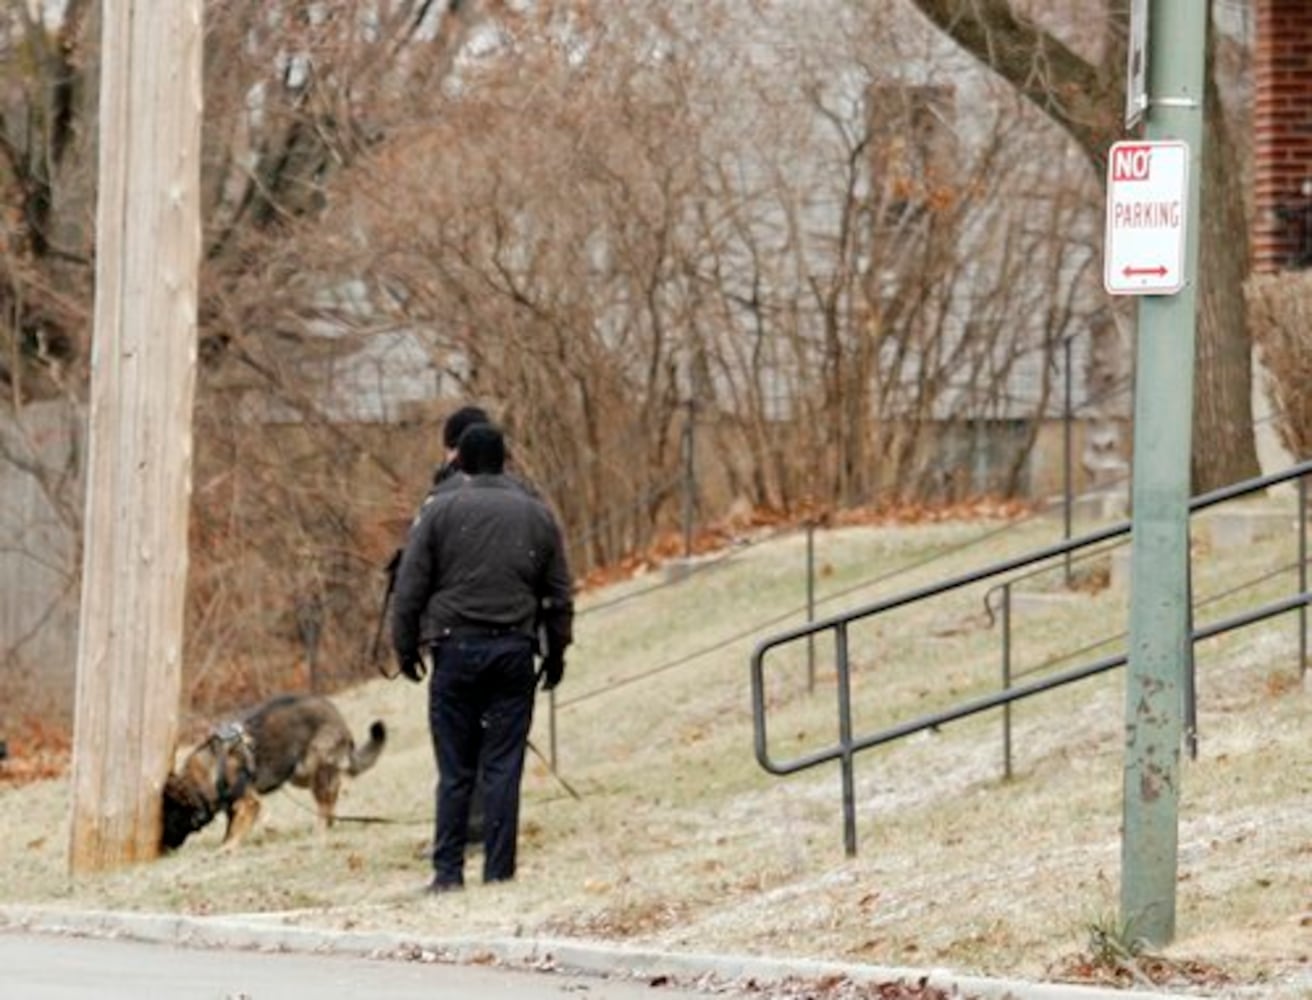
[1192,31,1261,491]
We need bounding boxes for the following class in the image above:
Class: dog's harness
[162,720,260,848]
[208,721,256,811]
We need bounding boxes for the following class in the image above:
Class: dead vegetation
[3,2,1124,734]
[1246,272,1312,459]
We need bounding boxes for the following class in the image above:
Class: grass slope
[1,512,1308,997]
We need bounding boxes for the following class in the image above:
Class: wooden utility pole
[69,0,203,872]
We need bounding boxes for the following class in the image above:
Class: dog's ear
[211,737,255,802]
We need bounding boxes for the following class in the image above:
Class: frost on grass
[1,518,1308,998]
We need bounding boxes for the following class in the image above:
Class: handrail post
[681,399,696,559]
[1001,582,1013,780]
[549,688,558,769]
[1185,534,1198,760]
[807,520,817,694]
[835,623,857,857]
[1063,335,1075,588]
[1300,474,1308,682]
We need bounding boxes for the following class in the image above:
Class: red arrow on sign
[1123,265,1168,278]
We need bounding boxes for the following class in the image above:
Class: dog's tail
[348,720,387,775]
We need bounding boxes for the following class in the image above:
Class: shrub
[1245,272,1312,458]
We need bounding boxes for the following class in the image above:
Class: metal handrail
[997,459,1312,626]
[750,459,1312,857]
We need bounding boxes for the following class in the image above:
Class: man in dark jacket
[384,403,492,843]
[391,423,573,892]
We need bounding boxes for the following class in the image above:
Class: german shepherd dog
[161,694,386,851]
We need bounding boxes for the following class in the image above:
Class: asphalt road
[0,932,713,999]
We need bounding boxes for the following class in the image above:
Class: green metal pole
[1120,0,1206,947]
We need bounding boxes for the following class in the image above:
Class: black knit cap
[442,405,491,450]
[456,423,506,475]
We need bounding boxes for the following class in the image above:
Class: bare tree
[900,0,1261,492]
[303,7,705,573]
[679,3,1103,505]
[0,0,1133,727]
[0,0,499,717]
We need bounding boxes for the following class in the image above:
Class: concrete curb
[0,904,1203,1000]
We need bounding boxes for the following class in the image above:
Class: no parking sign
[1103,140,1190,296]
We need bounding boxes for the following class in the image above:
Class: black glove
[399,653,426,683]
[539,650,565,692]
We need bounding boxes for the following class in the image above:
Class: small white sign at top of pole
[1103,140,1190,296]
[1125,0,1148,129]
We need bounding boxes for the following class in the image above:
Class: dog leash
[331,812,427,826]
[526,736,582,801]
[276,735,581,827]
[277,791,429,827]
[366,574,584,804]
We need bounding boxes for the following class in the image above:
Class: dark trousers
[428,632,536,885]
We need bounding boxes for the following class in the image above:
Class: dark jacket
[391,474,573,666]
[423,461,541,505]
[381,465,543,614]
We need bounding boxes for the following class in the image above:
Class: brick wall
[1254,0,1312,272]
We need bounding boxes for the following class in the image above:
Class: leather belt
[436,624,526,640]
